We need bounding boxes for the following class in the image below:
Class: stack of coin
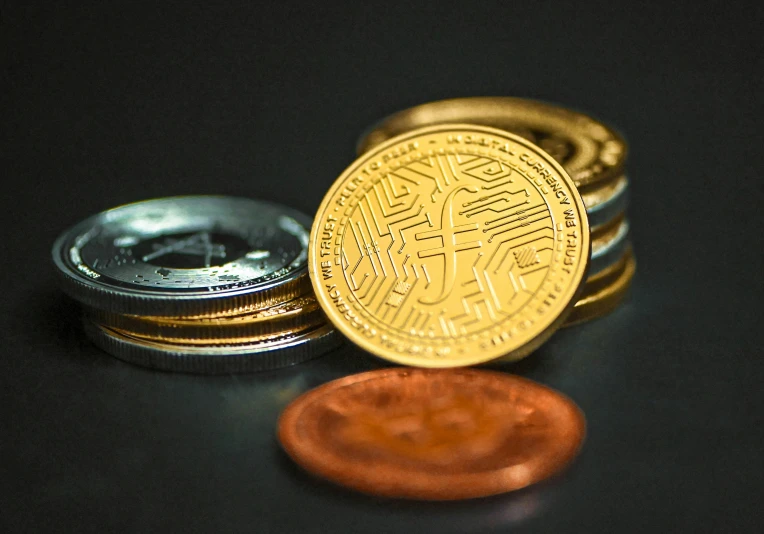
[52,196,341,373]
[356,97,635,326]
[292,124,593,499]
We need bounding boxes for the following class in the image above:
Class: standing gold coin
[310,125,590,366]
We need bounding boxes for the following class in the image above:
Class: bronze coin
[278,368,585,500]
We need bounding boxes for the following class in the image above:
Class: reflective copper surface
[278,368,585,500]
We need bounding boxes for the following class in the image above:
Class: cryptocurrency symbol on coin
[141,231,228,267]
[310,125,590,366]
[53,196,312,316]
[415,185,482,304]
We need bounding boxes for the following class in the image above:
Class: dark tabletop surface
[2,2,763,532]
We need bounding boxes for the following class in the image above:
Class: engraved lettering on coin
[310,125,590,366]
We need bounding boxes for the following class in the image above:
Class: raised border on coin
[52,196,312,317]
[310,124,590,366]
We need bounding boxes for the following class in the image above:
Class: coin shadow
[480,346,547,375]
[274,444,557,528]
[299,343,389,379]
[299,344,552,383]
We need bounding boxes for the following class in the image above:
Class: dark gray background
[2,2,763,532]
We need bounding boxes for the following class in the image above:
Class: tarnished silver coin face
[52,196,311,315]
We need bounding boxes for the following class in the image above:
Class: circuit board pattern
[340,152,553,340]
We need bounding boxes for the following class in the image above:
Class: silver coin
[586,176,629,229]
[590,218,631,276]
[82,319,342,374]
[53,196,311,316]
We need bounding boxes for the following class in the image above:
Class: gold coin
[495,244,632,358]
[175,273,313,320]
[582,244,633,296]
[310,125,590,366]
[85,295,326,344]
[104,324,302,346]
[356,97,627,190]
[564,246,635,326]
[83,319,341,374]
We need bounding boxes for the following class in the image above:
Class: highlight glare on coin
[310,125,590,366]
[52,196,312,317]
[83,319,340,374]
[84,295,325,343]
[278,368,586,500]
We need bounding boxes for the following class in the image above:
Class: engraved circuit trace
[339,152,556,340]
[310,126,589,367]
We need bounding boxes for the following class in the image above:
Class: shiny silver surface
[586,176,629,229]
[52,196,311,316]
[83,319,342,374]
[590,219,631,275]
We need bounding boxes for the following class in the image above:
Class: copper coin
[278,368,585,500]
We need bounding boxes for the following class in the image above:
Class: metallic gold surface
[564,247,636,326]
[310,125,590,366]
[581,244,634,296]
[174,273,312,320]
[356,97,626,189]
[494,244,633,356]
[105,323,316,346]
[278,368,586,500]
[85,295,325,343]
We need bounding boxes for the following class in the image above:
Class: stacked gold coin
[355,97,635,326]
[52,196,340,374]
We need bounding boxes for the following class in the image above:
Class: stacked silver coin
[52,196,341,373]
